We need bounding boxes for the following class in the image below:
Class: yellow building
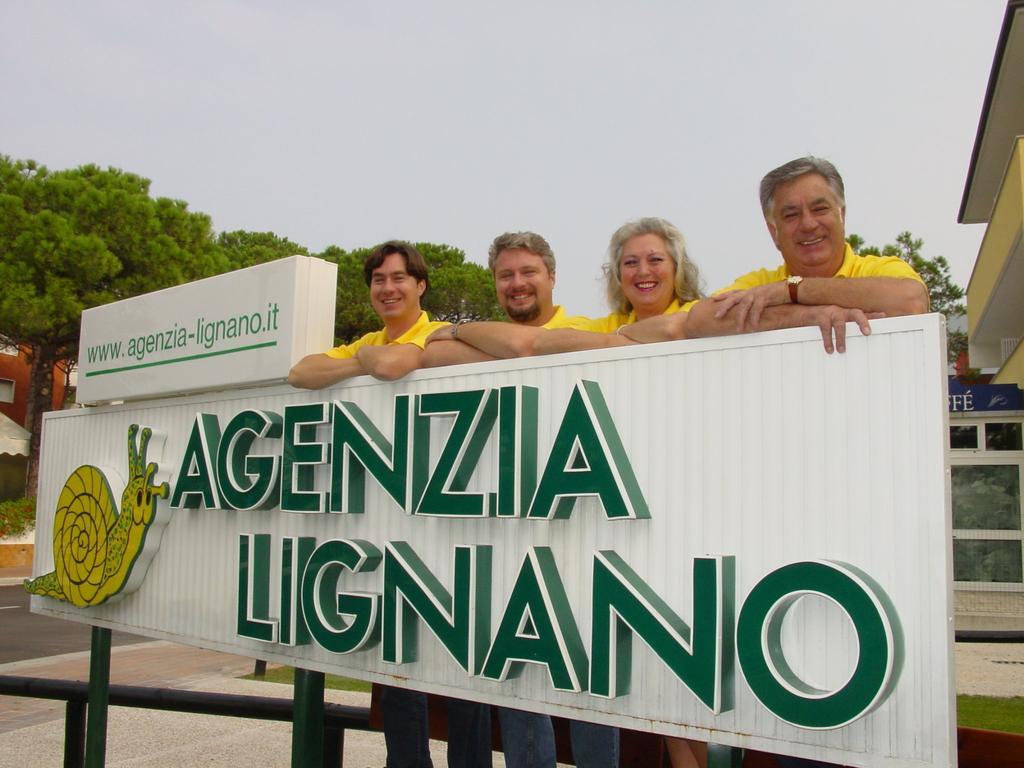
[957,0,1024,633]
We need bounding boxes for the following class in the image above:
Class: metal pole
[64,699,87,768]
[706,743,743,768]
[322,723,342,768]
[291,668,325,768]
[84,626,111,768]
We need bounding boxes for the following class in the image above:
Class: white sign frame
[31,315,955,767]
[76,256,337,404]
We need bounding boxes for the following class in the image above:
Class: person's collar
[541,305,563,325]
[834,242,857,276]
[384,310,427,341]
[782,242,852,279]
[627,299,682,323]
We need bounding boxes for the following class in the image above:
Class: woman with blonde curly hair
[534,216,702,353]
[599,216,701,325]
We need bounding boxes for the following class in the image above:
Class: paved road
[0,584,146,663]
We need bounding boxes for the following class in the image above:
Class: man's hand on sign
[711,283,790,332]
[810,305,881,354]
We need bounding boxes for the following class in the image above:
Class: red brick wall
[0,347,68,428]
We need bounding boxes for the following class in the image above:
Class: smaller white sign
[76,256,337,404]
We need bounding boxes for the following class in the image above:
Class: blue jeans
[497,707,619,768]
[381,686,493,768]
[447,697,493,768]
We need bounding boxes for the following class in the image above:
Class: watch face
[787,275,802,303]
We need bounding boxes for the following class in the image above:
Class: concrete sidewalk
[1,559,398,766]
[0,640,416,767]
[0,563,462,766]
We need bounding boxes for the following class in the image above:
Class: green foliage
[218,230,309,270]
[419,242,503,325]
[958,695,1024,734]
[318,245,382,345]
[0,154,231,494]
[946,328,969,368]
[849,231,966,363]
[0,496,36,539]
[0,149,499,357]
[0,151,500,490]
[0,155,227,362]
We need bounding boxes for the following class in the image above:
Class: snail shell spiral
[53,465,117,607]
[24,424,170,607]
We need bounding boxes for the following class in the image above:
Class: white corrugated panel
[30,315,954,768]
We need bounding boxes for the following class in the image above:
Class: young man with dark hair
[288,241,448,389]
[290,240,491,768]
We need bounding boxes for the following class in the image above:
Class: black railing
[0,674,372,768]
[7,673,1024,768]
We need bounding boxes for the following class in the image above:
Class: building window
[950,425,979,449]
[950,408,1024,591]
[952,464,1020,530]
[986,422,1023,450]
[950,419,1024,451]
[0,379,13,403]
[954,540,1023,584]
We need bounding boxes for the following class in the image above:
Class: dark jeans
[496,707,619,768]
[381,686,493,768]
[775,758,837,768]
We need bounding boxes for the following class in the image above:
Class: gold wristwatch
[786,275,804,303]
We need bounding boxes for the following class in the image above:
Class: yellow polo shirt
[718,243,926,293]
[541,306,594,330]
[580,298,698,334]
[325,311,450,359]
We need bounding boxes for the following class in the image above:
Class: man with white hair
[619,156,929,353]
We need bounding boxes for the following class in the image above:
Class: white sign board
[76,256,337,404]
[30,315,955,767]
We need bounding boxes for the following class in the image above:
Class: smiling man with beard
[422,231,618,768]
[422,231,593,365]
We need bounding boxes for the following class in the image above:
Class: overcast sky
[2,1,1006,316]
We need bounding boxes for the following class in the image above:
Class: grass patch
[241,665,372,693]
[958,695,1024,734]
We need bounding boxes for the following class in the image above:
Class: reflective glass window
[950,425,978,449]
[951,465,1021,530]
[985,422,1023,451]
[954,540,1023,583]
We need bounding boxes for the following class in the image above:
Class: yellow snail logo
[24,424,170,607]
